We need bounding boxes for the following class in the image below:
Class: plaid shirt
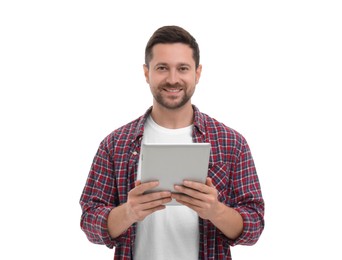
[80,105,264,260]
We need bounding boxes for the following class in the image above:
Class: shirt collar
[192,105,206,137]
[132,105,206,142]
[132,106,152,142]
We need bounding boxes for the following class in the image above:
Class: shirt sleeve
[227,139,265,246]
[79,140,127,248]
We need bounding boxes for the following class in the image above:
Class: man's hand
[171,177,220,220]
[126,180,172,222]
[107,180,171,239]
[172,177,244,240]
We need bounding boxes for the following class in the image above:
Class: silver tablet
[140,143,211,204]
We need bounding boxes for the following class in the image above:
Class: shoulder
[201,111,247,146]
[101,107,151,147]
[98,115,146,155]
[194,105,244,141]
[197,111,250,162]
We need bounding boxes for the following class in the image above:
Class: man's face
[144,43,202,110]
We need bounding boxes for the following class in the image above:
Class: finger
[175,199,199,211]
[133,203,168,222]
[181,180,212,194]
[139,204,167,219]
[175,182,211,201]
[131,181,160,195]
[172,192,202,207]
[139,191,172,204]
[174,185,206,200]
[141,196,172,210]
[206,177,214,187]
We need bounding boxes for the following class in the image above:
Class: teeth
[166,89,180,92]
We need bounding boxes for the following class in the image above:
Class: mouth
[164,88,182,93]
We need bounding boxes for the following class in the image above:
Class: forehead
[150,43,195,65]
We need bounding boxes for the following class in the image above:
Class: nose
[165,69,179,85]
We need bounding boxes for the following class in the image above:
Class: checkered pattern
[80,105,264,259]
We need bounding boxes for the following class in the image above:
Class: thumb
[206,177,214,187]
[135,180,142,187]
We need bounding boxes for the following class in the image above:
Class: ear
[143,64,150,84]
[195,64,202,84]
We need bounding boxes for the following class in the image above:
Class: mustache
[160,83,184,89]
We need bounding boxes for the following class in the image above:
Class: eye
[179,66,190,72]
[156,65,168,71]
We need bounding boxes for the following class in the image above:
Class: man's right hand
[126,180,172,222]
[107,180,171,238]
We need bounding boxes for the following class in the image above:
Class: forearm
[80,205,116,247]
[209,202,243,240]
[107,203,135,239]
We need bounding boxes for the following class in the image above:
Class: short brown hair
[145,25,200,68]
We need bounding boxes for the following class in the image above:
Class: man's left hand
[172,177,221,220]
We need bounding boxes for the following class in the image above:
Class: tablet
[140,143,211,205]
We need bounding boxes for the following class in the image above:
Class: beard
[152,83,194,110]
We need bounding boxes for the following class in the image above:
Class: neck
[151,103,194,129]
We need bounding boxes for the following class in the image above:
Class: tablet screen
[140,143,211,203]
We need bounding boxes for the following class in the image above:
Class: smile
[164,88,182,93]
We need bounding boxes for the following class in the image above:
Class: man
[80,25,264,260]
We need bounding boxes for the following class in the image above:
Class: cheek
[150,75,166,87]
[148,79,158,88]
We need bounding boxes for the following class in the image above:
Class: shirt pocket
[208,163,231,205]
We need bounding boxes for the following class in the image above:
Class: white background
[1,1,341,259]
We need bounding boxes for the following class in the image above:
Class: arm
[79,142,118,247]
[172,140,264,245]
[81,179,171,246]
[80,141,173,246]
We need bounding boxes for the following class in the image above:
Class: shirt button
[132,151,138,156]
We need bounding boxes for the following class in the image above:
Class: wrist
[107,203,135,239]
[208,202,244,240]
[122,202,137,224]
[209,202,226,223]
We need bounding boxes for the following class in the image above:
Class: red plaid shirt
[80,105,264,259]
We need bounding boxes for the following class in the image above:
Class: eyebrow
[154,63,168,68]
[153,62,192,69]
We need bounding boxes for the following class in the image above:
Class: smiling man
[80,25,265,260]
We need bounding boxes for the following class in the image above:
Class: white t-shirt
[133,116,199,260]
